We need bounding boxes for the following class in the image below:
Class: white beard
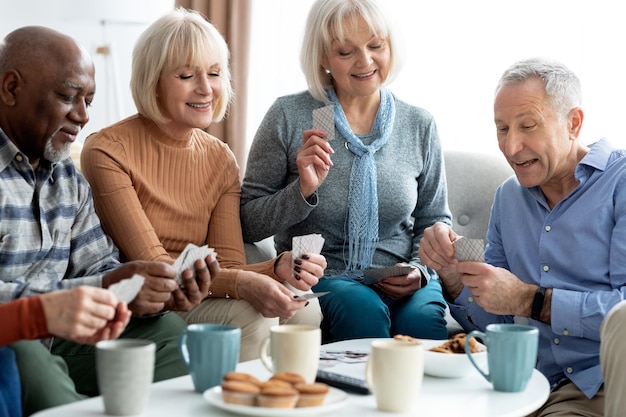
[44,137,71,163]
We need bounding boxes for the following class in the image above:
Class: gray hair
[496,57,582,120]
[300,0,404,103]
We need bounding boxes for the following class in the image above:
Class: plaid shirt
[0,128,120,302]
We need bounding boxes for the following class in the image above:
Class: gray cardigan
[240,90,451,279]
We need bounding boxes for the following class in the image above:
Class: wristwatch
[531,286,547,321]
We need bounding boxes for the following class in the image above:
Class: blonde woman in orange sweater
[81,8,326,361]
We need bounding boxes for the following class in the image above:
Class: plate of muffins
[203,371,348,416]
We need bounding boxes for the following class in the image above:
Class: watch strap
[531,286,547,321]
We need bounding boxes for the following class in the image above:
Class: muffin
[294,382,329,407]
[221,380,260,406]
[270,372,306,386]
[223,371,262,386]
[256,385,299,408]
[258,379,293,390]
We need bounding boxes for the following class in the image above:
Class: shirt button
[468,297,474,303]
[554,338,560,345]
[16,155,23,162]
[543,265,550,272]
[563,329,569,336]
[545,225,551,232]
[566,367,573,374]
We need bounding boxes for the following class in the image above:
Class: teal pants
[13,313,188,416]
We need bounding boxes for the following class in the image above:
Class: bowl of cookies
[422,333,487,378]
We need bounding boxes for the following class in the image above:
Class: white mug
[259,324,321,383]
[96,339,155,416]
[365,339,424,413]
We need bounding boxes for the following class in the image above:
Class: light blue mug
[465,323,539,392]
[179,324,241,393]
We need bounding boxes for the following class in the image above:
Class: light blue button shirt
[449,138,626,398]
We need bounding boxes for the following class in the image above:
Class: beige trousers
[600,300,626,417]
[177,292,322,362]
[527,299,626,417]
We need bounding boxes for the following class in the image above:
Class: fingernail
[294,259,303,265]
[301,254,310,260]
[294,266,302,273]
[305,301,310,307]
[294,274,302,280]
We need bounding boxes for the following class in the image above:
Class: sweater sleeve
[240,95,318,243]
[205,168,280,298]
[0,297,49,346]
[82,117,282,300]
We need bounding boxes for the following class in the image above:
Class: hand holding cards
[362,266,415,286]
[453,237,485,262]
[173,243,215,286]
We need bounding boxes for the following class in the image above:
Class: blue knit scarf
[328,88,396,271]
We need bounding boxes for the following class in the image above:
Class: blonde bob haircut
[131,7,233,125]
[300,0,404,103]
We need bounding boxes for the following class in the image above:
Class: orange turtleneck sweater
[81,114,279,299]
[1,297,48,346]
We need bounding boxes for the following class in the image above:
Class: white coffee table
[32,338,550,417]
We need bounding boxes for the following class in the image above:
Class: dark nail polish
[294,266,302,273]
[294,259,303,265]
[294,274,302,280]
[301,254,310,260]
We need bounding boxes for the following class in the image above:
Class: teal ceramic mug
[179,323,241,393]
[465,323,539,392]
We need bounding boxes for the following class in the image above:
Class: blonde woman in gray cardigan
[241,0,451,342]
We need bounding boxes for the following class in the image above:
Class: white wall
[248,0,626,156]
[0,0,175,142]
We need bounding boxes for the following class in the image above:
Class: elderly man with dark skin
[419,58,626,416]
[0,26,218,415]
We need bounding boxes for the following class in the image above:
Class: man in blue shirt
[0,26,217,415]
[419,57,626,416]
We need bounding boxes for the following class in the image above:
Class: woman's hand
[237,271,307,320]
[297,129,334,198]
[275,252,327,291]
[375,265,424,300]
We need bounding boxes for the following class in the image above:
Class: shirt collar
[575,138,614,181]
[0,127,22,172]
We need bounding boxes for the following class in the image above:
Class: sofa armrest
[244,236,277,264]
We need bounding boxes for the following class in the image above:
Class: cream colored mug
[259,324,321,383]
[365,338,424,413]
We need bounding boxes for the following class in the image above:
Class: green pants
[14,313,188,416]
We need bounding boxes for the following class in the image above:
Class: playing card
[293,291,330,301]
[453,237,485,262]
[292,234,325,259]
[173,243,215,285]
[312,105,335,141]
[292,233,325,279]
[362,265,415,286]
[109,274,145,304]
